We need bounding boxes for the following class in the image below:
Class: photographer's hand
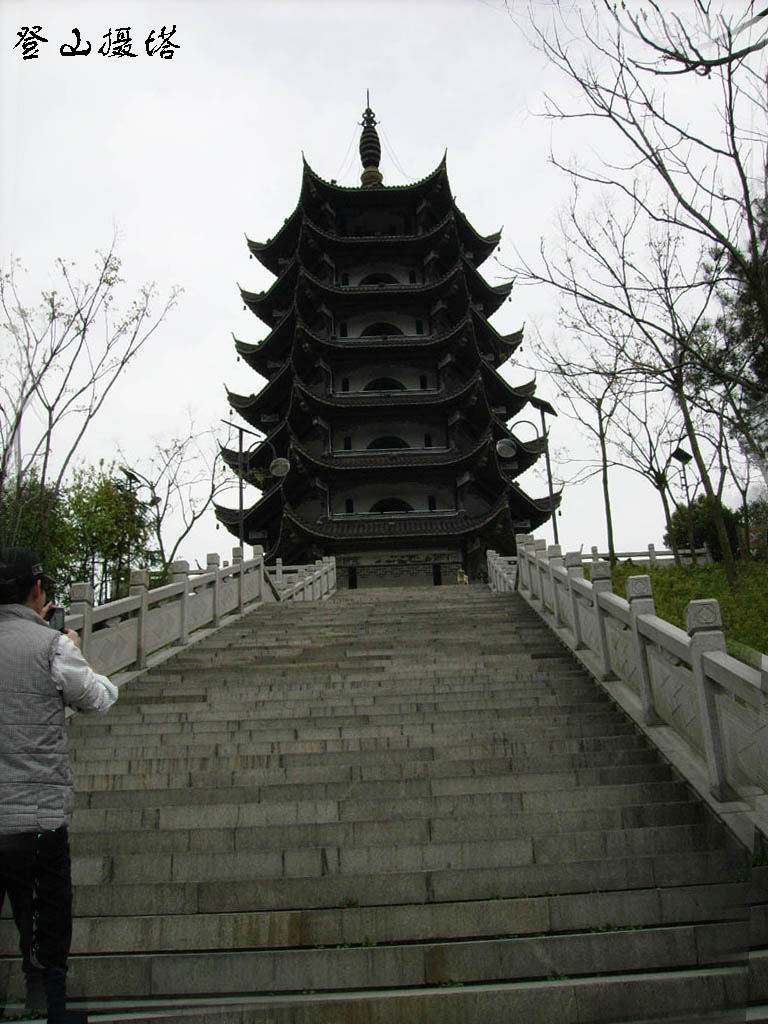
[65,629,81,649]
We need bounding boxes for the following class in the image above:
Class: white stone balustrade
[489,537,768,849]
[63,548,336,677]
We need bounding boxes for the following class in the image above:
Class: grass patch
[606,560,768,658]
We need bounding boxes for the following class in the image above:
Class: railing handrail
[488,539,767,850]
[64,549,336,678]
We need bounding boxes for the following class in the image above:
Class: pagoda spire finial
[359,92,383,188]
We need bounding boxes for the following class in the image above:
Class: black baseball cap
[0,547,58,593]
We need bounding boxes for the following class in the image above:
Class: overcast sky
[0,0,729,567]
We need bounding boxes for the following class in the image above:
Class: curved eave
[507,480,562,526]
[454,206,501,269]
[240,261,299,326]
[220,422,290,476]
[481,363,537,410]
[226,361,293,419]
[464,259,512,317]
[235,310,297,373]
[246,205,302,274]
[301,153,449,198]
[215,480,286,531]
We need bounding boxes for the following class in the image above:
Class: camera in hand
[46,606,67,633]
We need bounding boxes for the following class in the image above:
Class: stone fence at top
[64,548,337,679]
[488,537,768,849]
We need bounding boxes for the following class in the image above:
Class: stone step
[68,730,650,764]
[7,586,747,1022]
[75,778,693,818]
[70,793,703,837]
[103,692,611,721]
[0,923,748,1001]
[0,969,748,1023]
[66,822,728,887]
[68,848,745,917]
[71,746,660,783]
[67,801,707,852]
[0,883,743,955]
[73,709,637,741]
[74,761,676,799]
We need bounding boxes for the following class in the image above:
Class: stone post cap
[590,562,612,582]
[686,599,723,635]
[626,575,653,601]
[252,545,264,558]
[70,582,94,605]
[547,545,562,559]
[206,553,221,567]
[515,534,533,549]
[171,560,189,577]
[129,569,150,588]
[564,552,583,569]
[232,547,243,563]
[534,538,547,552]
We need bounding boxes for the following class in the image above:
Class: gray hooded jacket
[0,604,116,833]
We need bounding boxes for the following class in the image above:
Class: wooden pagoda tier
[218,133,559,575]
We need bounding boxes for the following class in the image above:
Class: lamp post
[221,421,290,552]
[671,445,696,565]
[119,465,161,582]
[499,413,559,544]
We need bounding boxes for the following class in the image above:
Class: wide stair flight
[0,585,757,1022]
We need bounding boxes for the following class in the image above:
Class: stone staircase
[0,585,759,1022]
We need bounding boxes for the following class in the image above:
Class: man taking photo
[0,548,118,1024]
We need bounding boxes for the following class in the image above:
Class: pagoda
[217,104,559,587]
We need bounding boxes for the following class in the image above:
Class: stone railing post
[207,553,221,627]
[252,545,265,600]
[547,545,563,626]
[276,557,284,589]
[590,563,615,680]
[232,547,244,614]
[515,535,533,594]
[314,560,323,600]
[69,582,94,660]
[533,538,547,606]
[626,576,661,727]
[648,543,657,567]
[487,549,497,592]
[129,570,149,669]
[686,599,731,801]
[564,552,585,649]
[172,560,190,645]
[590,545,600,563]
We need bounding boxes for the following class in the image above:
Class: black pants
[0,827,73,1014]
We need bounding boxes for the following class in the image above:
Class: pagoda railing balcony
[331,333,432,343]
[330,445,450,457]
[329,387,440,398]
[329,509,459,521]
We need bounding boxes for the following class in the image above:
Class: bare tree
[510,190,740,582]
[0,239,180,547]
[607,384,687,561]
[523,322,635,563]
[118,423,228,574]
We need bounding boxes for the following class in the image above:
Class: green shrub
[609,560,768,657]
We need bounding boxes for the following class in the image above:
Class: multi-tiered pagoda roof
[217,104,558,580]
